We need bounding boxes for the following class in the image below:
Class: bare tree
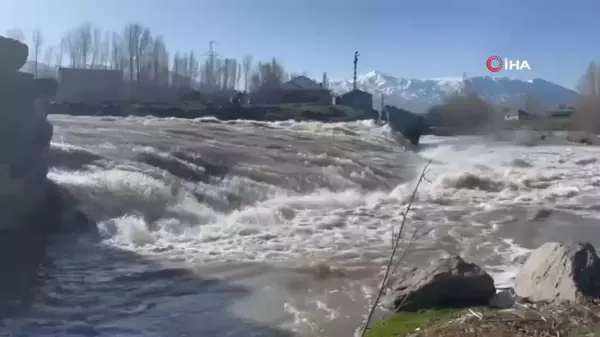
[236,63,242,90]
[61,34,79,68]
[110,32,123,70]
[242,54,253,92]
[5,28,24,42]
[186,51,199,86]
[43,46,54,66]
[98,31,111,68]
[60,23,96,68]
[432,92,496,134]
[77,23,93,68]
[249,58,287,93]
[122,23,153,82]
[43,46,55,77]
[220,58,239,90]
[171,52,185,87]
[55,43,64,68]
[89,27,102,68]
[577,62,599,96]
[123,23,142,82]
[31,29,44,77]
[150,36,167,84]
[570,62,600,133]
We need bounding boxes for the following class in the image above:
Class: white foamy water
[4,116,600,337]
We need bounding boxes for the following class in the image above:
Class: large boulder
[0,36,87,234]
[383,256,496,311]
[0,36,28,73]
[514,242,600,302]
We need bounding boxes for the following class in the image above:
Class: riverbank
[366,302,600,337]
[48,101,378,122]
[364,240,600,337]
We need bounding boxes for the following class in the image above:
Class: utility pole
[380,94,385,123]
[353,51,360,91]
[204,40,219,91]
[462,71,471,95]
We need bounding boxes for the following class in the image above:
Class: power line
[203,40,220,90]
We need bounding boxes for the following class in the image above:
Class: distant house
[502,106,537,121]
[548,106,575,118]
[252,76,332,104]
[337,89,373,111]
[280,76,323,90]
[57,67,125,103]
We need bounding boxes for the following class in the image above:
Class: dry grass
[411,301,600,337]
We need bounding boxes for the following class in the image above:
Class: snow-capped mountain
[329,70,579,113]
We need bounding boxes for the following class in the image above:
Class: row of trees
[428,65,600,135]
[570,62,600,133]
[5,23,291,93]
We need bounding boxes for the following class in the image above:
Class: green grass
[365,309,460,337]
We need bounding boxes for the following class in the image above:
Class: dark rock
[384,256,496,311]
[488,288,516,309]
[0,38,94,236]
[28,180,98,238]
[514,242,600,302]
[0,36,28,73]
[385,105,427,146]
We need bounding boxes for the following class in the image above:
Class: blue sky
[1,0,598,90]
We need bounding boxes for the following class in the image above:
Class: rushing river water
[3,115,600,337]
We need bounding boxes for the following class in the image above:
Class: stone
[383,256,496,312]
[514,242,600,303]
[488,289,517,309]
[0,38,57,231]
[0,36,28,73]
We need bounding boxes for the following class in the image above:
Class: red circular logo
[486,56,503,72]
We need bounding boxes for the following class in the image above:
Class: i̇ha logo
[486,56,531,72]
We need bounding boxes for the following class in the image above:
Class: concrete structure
[338,89,373,111]
[57,68,124,103]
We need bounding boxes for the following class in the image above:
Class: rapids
[3,115,600,337]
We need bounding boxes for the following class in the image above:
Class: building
[337,89,373,111]
[252,76,332,104]
[57,68,125,103]
[548,106,575,118]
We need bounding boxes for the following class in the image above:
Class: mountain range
[329,71,579,113]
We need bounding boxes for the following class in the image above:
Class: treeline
[426,93,496,134]
[570,62,600,133]
[5,23,294,93]
[431,62,600,135]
